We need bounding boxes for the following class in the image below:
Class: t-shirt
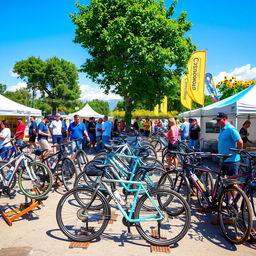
[189,125,201,140]
[143,121,151,131]
[102,120,112,136]
[38,121,49,141]
[133,121,139,130]
[49,120,63,136]
[167,127,179,144]
[180,121,190,140]
[239,127,249,143]
[15,121,26,140]
[29,121,37,137]
[218,123,241,162]
[88,122,96,135]
[96,123,103,137]
[68,122,87,140]
[0,128,11,147]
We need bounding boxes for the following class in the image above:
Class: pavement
[0,152,255,256]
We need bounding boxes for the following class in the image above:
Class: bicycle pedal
[126,232,133,239]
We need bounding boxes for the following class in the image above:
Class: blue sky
[1,0,256,101]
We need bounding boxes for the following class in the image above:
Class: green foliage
[114,101,125,111]
[112,109,177,118]
[13,56,81,113]
[71,0,195,125]
[218,84,246,100]
[4,88,32,106]
[86,99,110,115]
[0,83,7,94]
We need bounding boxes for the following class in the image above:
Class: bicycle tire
[18,161,53,198]
[196,170,213,209]
[247,188,256,241]
[0,160,17,190]
[142,157,164,169]
[60,157,77,191]
[56,186,110,242]
[218,185,253,244]
[75,150,89,172]
[134,188,191,246]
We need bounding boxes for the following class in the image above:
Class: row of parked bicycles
[0,132,255,247]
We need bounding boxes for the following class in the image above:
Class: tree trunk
[124,96,133,131]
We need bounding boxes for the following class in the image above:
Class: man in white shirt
[102,116,112,145]
[49,113,63,150]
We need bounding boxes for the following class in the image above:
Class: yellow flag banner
[187,51,207,105]
[180,75,192,109]
[154,105,159,115]
[160,96,168,114]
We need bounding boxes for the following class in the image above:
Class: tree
[4,88,32,106]
[71,0,195,127]
[0,83,7,94]
[114,101,125,111]
[86,99,110,115]
[13,56,81,113]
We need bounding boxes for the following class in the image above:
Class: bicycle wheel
[18,161,53,198]
[75,150,89,172]
[134,188,191,246]
[162,150,180,170]
[0,160,17,190]
[151,140,162,152]
[60,158,77,191]
[56,186,110,242]
[219,185,253,244]
[142,157,164,169]
[195,170,213,209]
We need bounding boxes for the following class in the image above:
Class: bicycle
[0,143,53,199]
[56,163,191,245]
[158,151,253,244]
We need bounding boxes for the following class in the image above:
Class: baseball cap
[17,117,22,120]
[213,112,228,120]
[55,113,61,117]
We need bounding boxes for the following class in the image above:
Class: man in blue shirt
[179,118,190,141]
[68,114,90,159]
[213,112,243,176]
[102,116,112,145]
[38,116,51,158]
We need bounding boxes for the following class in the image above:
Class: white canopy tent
[68,103,104,119]
[179,84,256,150]
[0,94,41,116]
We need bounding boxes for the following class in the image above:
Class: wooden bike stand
[52,175,62,188]
[1,189,48,226]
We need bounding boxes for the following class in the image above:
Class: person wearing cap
[38,116,52,158]
[214,112,243,176]
[68,114,90,159]
[49,113,63,151]
[102,115,112,145]
[14,117,26,144]
[0,120,11,160]
[239,120,252,149]
[179,117,190,141]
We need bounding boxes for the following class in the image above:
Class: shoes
[211,218,235,225]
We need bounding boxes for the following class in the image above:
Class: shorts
[222,162,240,177]
[71,140,82,152]
[52,135,62,144]
[168,141,178,150]
[89,133,96,143]
[39,139,51,150]
[29,136,36,142]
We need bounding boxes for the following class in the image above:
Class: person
[68,114,90,159]
[166,118,179,169]
[96,118,103,152]
[239,120,252,149]
[49,113,63,150]
[102,115,112,145]
[14,117,25,143]
[28,116,37,152]
[179,117,190,141]
[132,117,139,134]
[38,116,52,159]
[118,120,125,133]
[61,118,68,142]
[0,120,11,160]
[143,117,151,137]
[113,119,119,137]
[88,117,96,151]
[138,118,144,135]
[214,112,243,176]
[189,119,201,150]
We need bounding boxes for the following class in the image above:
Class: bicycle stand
[1,195,48,226]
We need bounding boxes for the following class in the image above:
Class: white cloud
[7,82,27,92]
[9,69,19,78]
[80,84,122,101]
[214,64,256,84]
